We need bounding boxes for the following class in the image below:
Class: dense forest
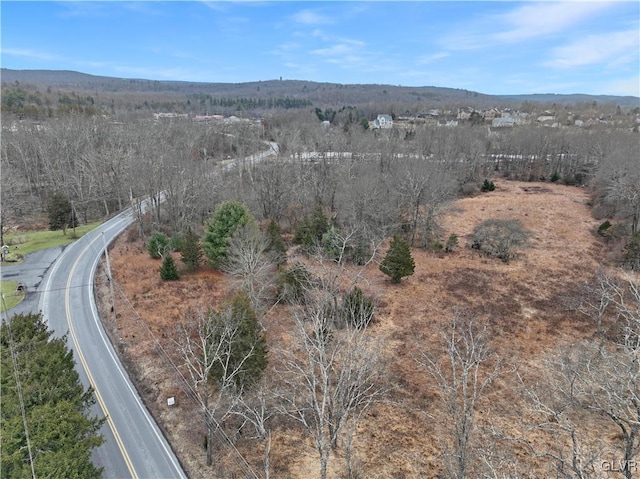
[1,69,640,478]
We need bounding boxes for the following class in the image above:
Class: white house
[491,117,516,128]
[373,114,393,129]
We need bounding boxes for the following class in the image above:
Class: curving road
[2,142,281,478]
[40,208,187,479]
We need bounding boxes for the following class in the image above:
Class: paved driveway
[0,246,64,319]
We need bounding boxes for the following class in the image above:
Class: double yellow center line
[65,233,138,479]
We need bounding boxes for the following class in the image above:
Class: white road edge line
[87,224,186,478]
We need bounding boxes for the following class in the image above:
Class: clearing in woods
[99,180,607,478]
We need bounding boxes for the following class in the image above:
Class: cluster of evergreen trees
[1,313,105,478]
[187,94,312,110]
[1,87,101,118]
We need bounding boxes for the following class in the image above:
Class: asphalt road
[3,209,187,479]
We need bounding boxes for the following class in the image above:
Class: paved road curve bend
[41,208,187,479]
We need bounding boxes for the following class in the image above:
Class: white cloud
[545,29,639,68]
[2,48,58,61]
[121,2,164,16]
[493,2,613,43]
[57,2,112,18]
[416,52,449,65]
[272,42,300,54]
[312,39,365,57]
[443,1,617,51]
[198,1,227,12]
[291,9,331,25]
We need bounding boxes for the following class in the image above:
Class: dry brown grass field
[98,180,616,479]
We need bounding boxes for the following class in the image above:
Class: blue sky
[1,1,639,96]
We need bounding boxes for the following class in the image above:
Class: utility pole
[71,200,78,238]
[2,294,37,479]
[102,232,117,318]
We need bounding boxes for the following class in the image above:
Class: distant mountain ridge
[2,68,638,108]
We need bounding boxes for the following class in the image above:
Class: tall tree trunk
[345,427,354,479]
[203,381,213,467]
[207,423,213,467]
[263,432,271,479]
[320,449,329,479]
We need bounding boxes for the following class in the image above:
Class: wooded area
[1,72,640,478]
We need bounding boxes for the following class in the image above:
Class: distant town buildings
[153,112,188,120]
[148,106,637,133]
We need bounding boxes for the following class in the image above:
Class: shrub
[597,220,612,237]
[346,239,372,265]
[481,179,495,192]
[445,233,459,253]
[470,218,530,262]
[321,226,343,260]
[342,286,375,329]
[169,234,185,252]
[279,262,313,303]
[550,171,560,183]
[147,231,169,259]
[322,226,372,265]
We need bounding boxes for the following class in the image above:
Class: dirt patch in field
[98,180,612,479]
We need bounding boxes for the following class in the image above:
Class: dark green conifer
[379,235,415,283]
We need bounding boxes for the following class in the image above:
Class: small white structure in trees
[373,114,393,129]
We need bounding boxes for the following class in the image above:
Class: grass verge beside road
[1,281,25,312]
[2,221,102,264]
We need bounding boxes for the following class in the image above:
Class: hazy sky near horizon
[1,1,638,97]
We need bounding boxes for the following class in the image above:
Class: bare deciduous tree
[175,303,264,467]
[277,293,384,479]
[522,277,640,479]
[230,380,274,479]
[251,157,294,221]
[419,311,506,479]
[221,224,277,313]
[572,269,618,338]
[521,360,606,479]
[396,159,456,248]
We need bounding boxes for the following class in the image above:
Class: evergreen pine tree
[265,218,287,265]
[379,235,415,283]
[0,313,104,479]
[160,254,180,281]
[203,201,254,268]
[181,226,203,271]
[47,192,78,234]
[342,286,375,328]
[211,293,267,388]
[293,205,329,249]
[147,231,169,259]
